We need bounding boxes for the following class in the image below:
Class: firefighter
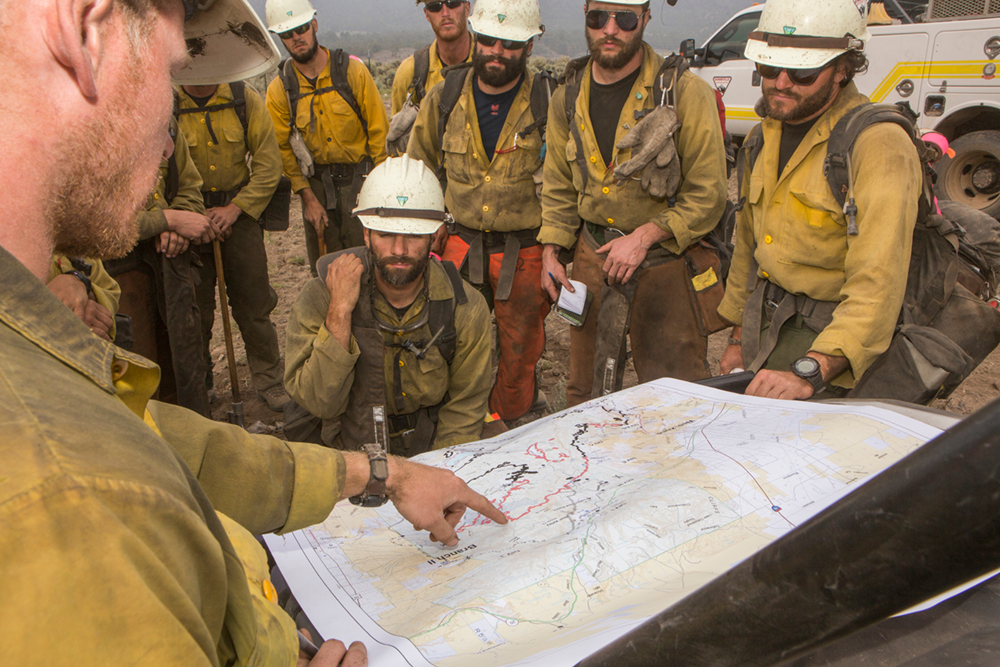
[717,0,922,400]
[284,156,493,454]
[407,0,552,422]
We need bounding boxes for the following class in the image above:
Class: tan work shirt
[407,69,544,233]
[539,43,728,255]
[175,83,282,220]
[285,260,493,449]
[266,48,389,194]
[718,83,921,386]
[136,122,207,241]
[0,246,346,666]
[390,38,475,115]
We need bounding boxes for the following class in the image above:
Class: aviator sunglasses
[755,62,830,86]
[476,33,527,50]
[425,0,465,12]
[585,9,644,32]
[278,23,311,40]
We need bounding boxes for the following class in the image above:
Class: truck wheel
[935,130,1000,220]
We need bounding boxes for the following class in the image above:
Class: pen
[298,630,319,658]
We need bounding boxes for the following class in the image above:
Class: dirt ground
[208,185,1000,432]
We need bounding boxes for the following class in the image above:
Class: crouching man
[284,156,493,455]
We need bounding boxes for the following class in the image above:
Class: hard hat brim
[745,37,846,70]
[358,217,443,235]
[176,0,280,85]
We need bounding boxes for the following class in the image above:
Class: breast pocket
[504,131,543,182]
[414,345,450,406]
[221,125,249,170]
[563,135,586,194]
[442,130,473,185]
[781,187,848,270]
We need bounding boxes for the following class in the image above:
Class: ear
[44,0,116,100]
[526,40,534,57]
[363,227,371,247]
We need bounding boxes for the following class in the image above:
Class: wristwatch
[67,270,94,297]
[791,356,825,395]
[349,443,389,507]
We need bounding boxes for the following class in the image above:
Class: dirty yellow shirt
[136,122,207,241]
[390,39,475,115]
[266,48,389,194]
[284,260,492,449]
[407,70,543,233]
[175,83,282,221]
[539,43,728,255]
[0,247,346,666]
[718,83,921,386]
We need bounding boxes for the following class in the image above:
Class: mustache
[379,255,417,267]
[595,37,626,48]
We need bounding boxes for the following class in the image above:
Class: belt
[202,188,242,209]
[451,223,540,301]
[584,220,627,247]
[742,279,838,372]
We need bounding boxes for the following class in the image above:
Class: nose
[774,69,795,89]
[481,40,506,58]
[603,15,620,36]
[390,234,408,256]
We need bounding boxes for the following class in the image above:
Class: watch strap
[349,443,389,507]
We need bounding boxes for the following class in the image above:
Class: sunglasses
[278,23,311,40]
[755,62,830,86]
[425,0,465,12]
[585,9,643,32]
[476,33,527,50]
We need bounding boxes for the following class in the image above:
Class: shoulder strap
[651,53,689,108]
[410,44,432,106]
[428,258,466,365]
[518,70,558,141]
[436,63,474,181]
[229,80,248,136]
[279,58,300,129]
[329,49,369,142]
[562,55,591,193]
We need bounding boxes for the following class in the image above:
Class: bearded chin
[473,50,528,88]
[291,41,319,64]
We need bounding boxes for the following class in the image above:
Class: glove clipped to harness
[386,102,419,157]
[613,105,682,199]
[289,127,315,178]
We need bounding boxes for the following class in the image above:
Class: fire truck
[685,0,1000,218]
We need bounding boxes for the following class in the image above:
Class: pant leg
[566,239,605,408]
[193,243,218,380]
[629,259,710,383]
[489,244,550,420]
[115,268,160,367]
[159,251,211,417]
[221,216,284,392]
[337,176,365,251]
[303,178,344,277]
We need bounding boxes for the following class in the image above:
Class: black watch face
[793,357,821,377]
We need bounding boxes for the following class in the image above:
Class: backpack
[434,63,558,182]
[738,102,1000,403]
[277,50,369,142]
[561,53,736,279]
[408,44,432,107]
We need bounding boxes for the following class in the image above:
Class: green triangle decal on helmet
[397,196,409,206]
[783,25,796,35]
[286,11,293,16]
[497,13,506,22]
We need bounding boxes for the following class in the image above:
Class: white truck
[684,0,1000,218]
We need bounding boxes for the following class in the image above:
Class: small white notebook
[557,280,588,315]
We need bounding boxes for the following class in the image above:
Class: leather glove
[613,105,682,198]
[387,102,419,156]
[289,127,314,178]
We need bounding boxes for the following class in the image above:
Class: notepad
[555,280,592,327]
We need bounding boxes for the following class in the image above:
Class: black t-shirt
[589,67,642,167]
[187,93,214,108]
[778,117,820,177]
[473,74,524,162]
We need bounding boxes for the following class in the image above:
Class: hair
[837,49,869,87]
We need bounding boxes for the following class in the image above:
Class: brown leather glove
[613,105,683,199]
[387,102,419,157]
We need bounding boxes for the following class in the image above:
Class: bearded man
[284,156,493,456]
[717,0,922,400]
[407,0,553,423]
[0,2,507,664]
[539,0,728,407]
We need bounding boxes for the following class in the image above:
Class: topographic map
[265,379,943,667]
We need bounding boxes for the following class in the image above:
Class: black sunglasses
[425,0,465,12]
[755,62,830,86]
[585,9,643,32]
[476,33,527,50]
[278,23,311,40]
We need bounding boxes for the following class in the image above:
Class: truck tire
[935,130,1000,221]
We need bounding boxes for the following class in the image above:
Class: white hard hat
[469,0,544,43]
[175,0,280,85]
[265,0,317,34]
[354,157,449,235]
[744,0,871,69]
